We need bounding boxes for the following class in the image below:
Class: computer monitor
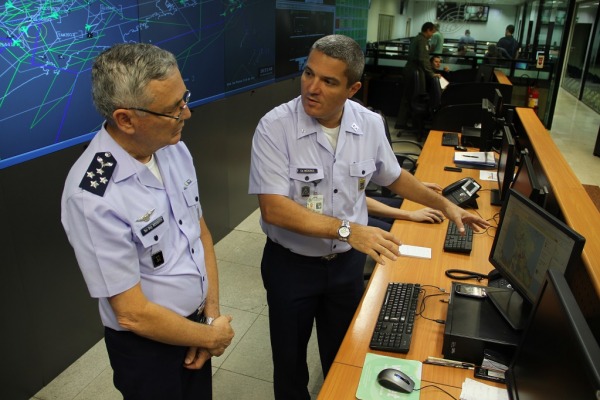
[493,88,504,118]
[491,124,517,206]
[479,98,496,151]
[505,268,600,400]
[487,188,586,330]
[510,150,548,208]
[477,64,495,82]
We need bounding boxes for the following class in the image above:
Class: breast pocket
[182,179,200,222]
[133,212,170,272]
[289,165,324,203]
[350,159,376,196]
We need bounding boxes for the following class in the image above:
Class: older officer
[249,34,489,400]
[61,43,233,400]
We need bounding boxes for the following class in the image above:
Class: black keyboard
[369,282,421,353]
[443,221,473,254]
[442,132,459,147]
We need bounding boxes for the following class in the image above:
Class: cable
[445,269,489,281]
[417,288,448,324]
[414,384,459,400]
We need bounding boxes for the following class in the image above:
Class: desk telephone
[442,177,481,208]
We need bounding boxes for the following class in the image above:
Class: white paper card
[479,171,497,181]
[399,245,432,259]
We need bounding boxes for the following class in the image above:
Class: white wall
[367,0,520,43]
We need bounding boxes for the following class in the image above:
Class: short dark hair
[310,35,365,85]
[422,22,434,33]
[506,25,515,34]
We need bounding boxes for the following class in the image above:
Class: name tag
[297,168,318,174]
[141,216,164,236]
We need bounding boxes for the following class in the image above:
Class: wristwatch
[337,219,351,242]
[199,315,214,325]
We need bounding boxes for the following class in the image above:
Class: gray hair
[310,35,365,86]
[91,43,178,121]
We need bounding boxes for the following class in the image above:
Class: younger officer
[61,43,234,400]
[249,34,489,400]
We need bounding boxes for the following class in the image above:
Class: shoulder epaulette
[79,152,117,197]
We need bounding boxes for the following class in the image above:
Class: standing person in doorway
[396,22,439,131]
[61,43,234,400]
[249,34,489,400]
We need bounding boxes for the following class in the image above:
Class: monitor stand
[486,288,532,331]
[490,189,502,206]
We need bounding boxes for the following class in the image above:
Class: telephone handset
[442,177,481,208]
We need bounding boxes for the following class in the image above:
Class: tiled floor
[31,88,600,400]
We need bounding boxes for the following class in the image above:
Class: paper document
[480,171,497,181]
[460,378,508,400]
[399,244,432,259]
[439,75,450,90]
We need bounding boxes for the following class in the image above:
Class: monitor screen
[0,0,362,170]
[487,188,585,329]
[510,151,547,208]
[491,124,517,206]
[505,268,600,400]
[463,5,489,22]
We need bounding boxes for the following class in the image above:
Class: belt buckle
[321,253,338,261]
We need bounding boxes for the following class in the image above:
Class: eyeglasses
[124,90,191,121]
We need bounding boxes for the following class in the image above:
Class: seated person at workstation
[367,183,444,231]
[430,55,450,80]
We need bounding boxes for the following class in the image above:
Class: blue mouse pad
[356,353,422,399]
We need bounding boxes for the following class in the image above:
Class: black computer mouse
[376,367,415,393]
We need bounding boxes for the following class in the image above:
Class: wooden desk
[494,70,512,86]
[318,131,505,399]
[515,108,600,308]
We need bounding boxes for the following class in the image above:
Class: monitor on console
[505,268,600,400]
[487,188,585,330]
[510,150,548,208]
[491,124,517,206]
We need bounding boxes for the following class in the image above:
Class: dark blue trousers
[261,238,366,400]
[104,327,212,400]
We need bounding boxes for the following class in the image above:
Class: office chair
[366,109,422,197]
[410,69,432,142]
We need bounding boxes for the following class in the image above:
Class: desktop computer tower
[442,282,521,365]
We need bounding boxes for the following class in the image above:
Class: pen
[463,155,478,158]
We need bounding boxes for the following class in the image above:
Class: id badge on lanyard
[306,180,323,214]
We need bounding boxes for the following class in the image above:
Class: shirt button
[305,176,309,181]
[195,196,199,201]
[362,170,365,174]
[179,220,183,225]
[192,248,195,254]
[334,189,338,194]
[154,235,159,241]
[333,244,337,249]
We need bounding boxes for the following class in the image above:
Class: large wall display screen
[1,0,365,169]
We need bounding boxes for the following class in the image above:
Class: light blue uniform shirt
[249,96,402,257]
[61,126,207,330]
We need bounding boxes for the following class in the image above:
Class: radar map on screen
[0,0,278,168]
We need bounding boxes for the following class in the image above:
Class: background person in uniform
[248,34,489,400]
[429,23,445,54]
[497,24,519,58]
[61,43,234,400]
[396,22,439,131]
[458,29,476,51]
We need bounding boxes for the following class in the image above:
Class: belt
[186,301,205,322]
[267,237,346,262]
